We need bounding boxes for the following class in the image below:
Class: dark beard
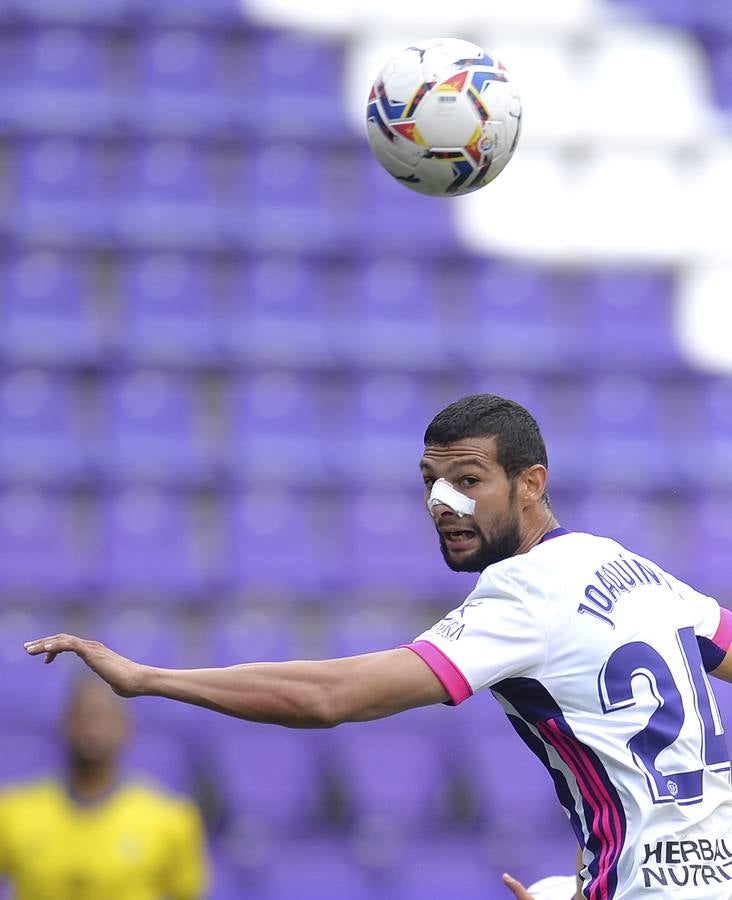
[438,514,522,573]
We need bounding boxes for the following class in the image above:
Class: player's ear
[519,464,548,504]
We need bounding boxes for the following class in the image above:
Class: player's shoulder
[0,778,62,810]
[479,529,621,587]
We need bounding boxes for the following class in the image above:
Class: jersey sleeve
[161,799,209,900]
[670,574,732,672]
[402,576,546,705]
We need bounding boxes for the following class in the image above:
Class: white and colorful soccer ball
[366,38,521,197]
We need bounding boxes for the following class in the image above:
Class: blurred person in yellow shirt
[0,677,208,900]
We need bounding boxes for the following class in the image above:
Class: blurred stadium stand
[0,0,731,896]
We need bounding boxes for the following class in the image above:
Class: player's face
[63,680,129,767]
[420,437,522,572]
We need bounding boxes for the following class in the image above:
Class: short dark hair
[424,393,548,481]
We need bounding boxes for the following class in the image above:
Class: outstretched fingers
[24,634,87,665]
[24,634,142,698]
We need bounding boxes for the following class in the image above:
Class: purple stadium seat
[0,27,115,133]
[465,717,577,882]
[328,609,425,661]
[234,142,337,252]
[340,487,474,600]
[208,609,298,667]
[446,687,514,756]
[114,254,220,364]
[0,252,105,365]
[528,378,595,491]
[457,372,548,416]
[447,261,570,372]
[549,375,674,493]
[577,269,678,371]
[130,0,245,26]
[234,31,345,136]
[333,372,442,486]
[700,0,732,32]
[330,721,447,834]
[219,256,333,367]
[114,139,219,250]
[686,494,732,599]
[5,0,129,25]
[222,488,338,595]
[222,140,452,254]
[125,30,230,136]
[344,145,460,254]
[0,370,86,484]
[707,40,732,109]
[8,137,108,245]
[0,729,62,787]
[577,376,678,489]
[87,608,187,668]
[90,487,212,599]
[210,726,322,834]
[561,489,686,574]
[122,729,197,795]
[224,372,329,484]
[607,0,694,27]
[559,490,642,547]
[396,838,504,900]
[0,488,89,597]
[677,378,732,488]
[0,608,78,729]
[264,840,372,900]
[330,259,445,370]
[625,0,732,33]
[92,371,215,485]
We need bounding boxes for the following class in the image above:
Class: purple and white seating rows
[0,250,680,370]
[2,367,731,491]
[0,485,731,600]
[0,25,344,136]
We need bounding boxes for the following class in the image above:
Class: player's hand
[24,634,146,698]
[502,873,535,899]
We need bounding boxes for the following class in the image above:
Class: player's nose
[432,504,461,524]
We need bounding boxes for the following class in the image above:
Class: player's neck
[67,761,120,805]
[515,508,561,556]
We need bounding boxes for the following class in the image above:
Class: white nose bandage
[427,478,476,518]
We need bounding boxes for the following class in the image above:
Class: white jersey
[405,529,732,899]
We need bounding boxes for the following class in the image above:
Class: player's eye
[460,476,479,488]
[422,476,435,488]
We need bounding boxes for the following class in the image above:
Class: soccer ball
[366,38,521,197]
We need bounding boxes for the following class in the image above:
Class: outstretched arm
[24,635,448,728]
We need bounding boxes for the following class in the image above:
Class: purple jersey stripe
[540,719,624,900]
[492,677,627,900]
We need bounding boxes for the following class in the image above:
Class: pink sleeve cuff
[401,640,473,706]
[713,607,732,653]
